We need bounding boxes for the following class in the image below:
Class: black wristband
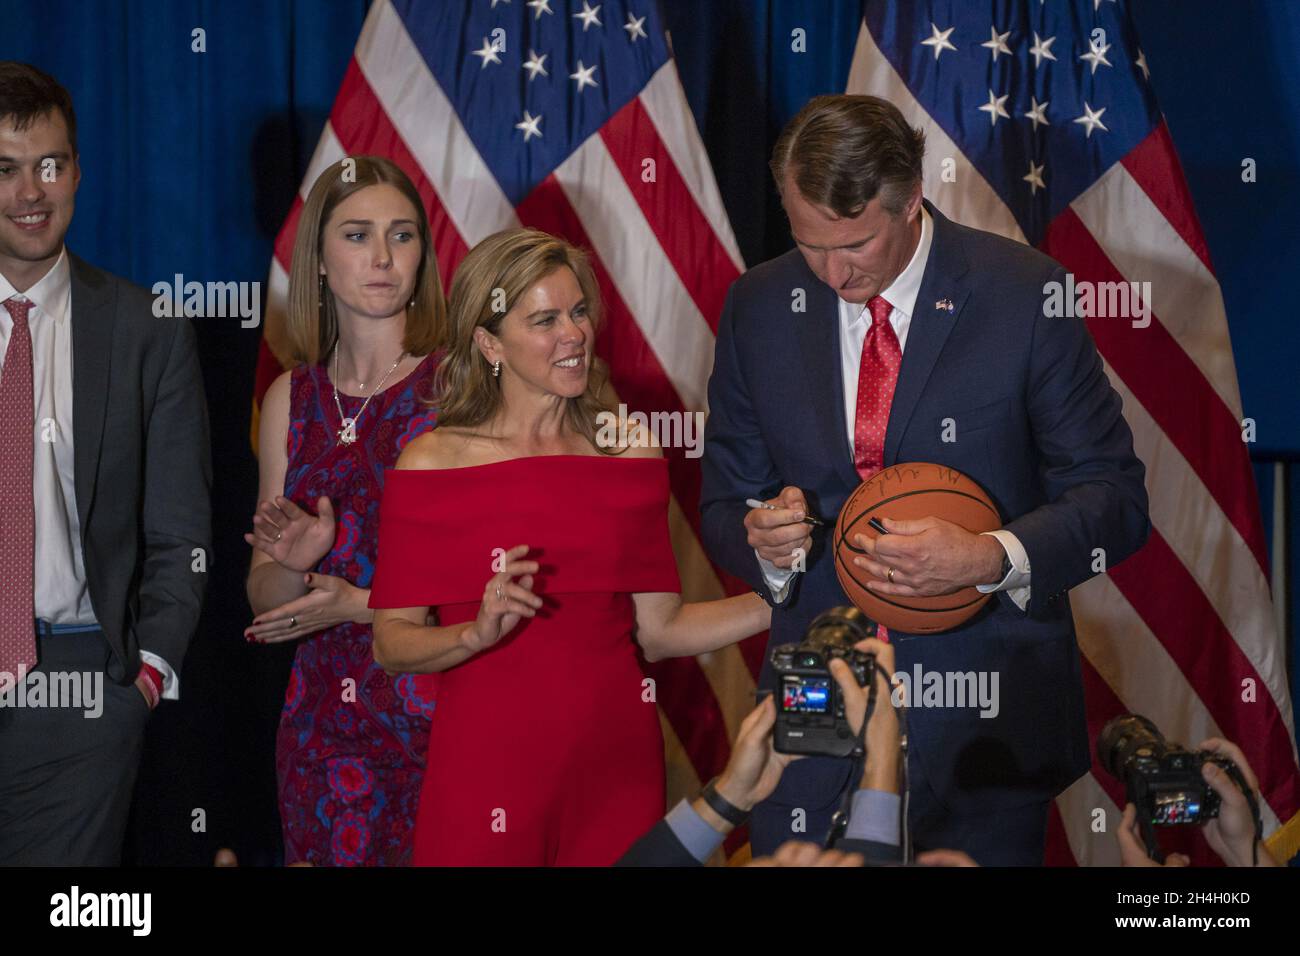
[700,778,749,826]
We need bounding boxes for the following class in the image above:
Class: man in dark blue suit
[700,95,1149,865]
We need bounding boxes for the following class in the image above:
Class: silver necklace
[332,344,406,445]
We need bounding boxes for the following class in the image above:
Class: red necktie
[0,296,37,677]
[852,295,902,481]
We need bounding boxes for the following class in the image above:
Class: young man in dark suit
[701,95,1149,864]
[0,62,211,864]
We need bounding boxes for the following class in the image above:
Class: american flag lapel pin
[935,297,954,313]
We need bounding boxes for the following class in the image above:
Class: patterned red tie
[852,295,902,481]
[0,296,37,678]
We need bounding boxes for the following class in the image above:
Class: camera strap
[1220,761,1264,865]
[824,661,880,850]
[898,695,911,863]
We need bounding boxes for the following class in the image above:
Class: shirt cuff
[139,651,180,700]
[843,789,901,847]
[665,798,727,865]
[975,529,1031,612]
[755,551,797,603]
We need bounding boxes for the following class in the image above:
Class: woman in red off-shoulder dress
[369,229,771,866]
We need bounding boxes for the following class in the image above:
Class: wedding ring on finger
[887,567,895,583]
[275,530,282,541]
[289,616,297,628]
[495,585,503,601]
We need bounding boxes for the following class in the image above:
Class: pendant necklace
[332,344,406,445]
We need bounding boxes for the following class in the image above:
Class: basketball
[834,462,1002,634]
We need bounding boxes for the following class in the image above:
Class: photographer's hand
[695,696,799,833]
[746,841,865,868]
[1117,803,1190,867]
[828,636,899,792]
[1196,738,1278,867]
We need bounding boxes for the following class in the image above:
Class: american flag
[252,0,762,857]
[845,0,1299,864]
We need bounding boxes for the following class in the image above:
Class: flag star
[574,0,601,31]
[470,37,502,69]
[920,23,957,61]
[526,0,552,19]
[1028,32,1056,67]
[624,11,648,41]
[515,110,542,142]
[1023,96,1050,129]
[523,49,548,80]
[490,0,510,7]
[1073,101,1109,138]
[1135,48,1150,81]
[570,59,599,92]
[981,26,1012,60]
[1080,39,1113,74]
[978,89,1010,126]
[1023,160,1046,194]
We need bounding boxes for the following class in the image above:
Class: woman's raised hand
[463,544,542,654]
[244,494,337,572]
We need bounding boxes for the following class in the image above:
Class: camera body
[771,606,877,758]
[1098,715,1230,826]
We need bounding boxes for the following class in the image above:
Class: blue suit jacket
[701,202,1149,833]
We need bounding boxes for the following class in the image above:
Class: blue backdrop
[2,0,1295,863]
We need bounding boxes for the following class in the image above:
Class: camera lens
[1098,714,1163,779]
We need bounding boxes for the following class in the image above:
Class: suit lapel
[884,202,971,467]
[69,253,115,535]
[791,259,862,490]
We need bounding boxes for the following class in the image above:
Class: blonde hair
[284,155,446,364]
[433,228,619,453]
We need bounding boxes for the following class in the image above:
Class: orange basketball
[834,462,1002,634]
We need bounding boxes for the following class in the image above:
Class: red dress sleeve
[367,469,455,609]
[368,457,680,610]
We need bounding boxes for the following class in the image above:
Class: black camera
[1097,713,1260,861]
[1098,714,1234,826]
[771,606,877,758]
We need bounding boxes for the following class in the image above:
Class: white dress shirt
[0,250,178,696]
[756,207,1032,611]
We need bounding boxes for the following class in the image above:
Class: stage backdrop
[2,0,1296,865]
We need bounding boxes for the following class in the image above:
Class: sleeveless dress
[276,351,440,865]
[369,455,681,866]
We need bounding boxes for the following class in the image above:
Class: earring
[492,360,501,378]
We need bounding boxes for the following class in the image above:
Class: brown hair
[770,94,925,217]
[433,228,619,453]
[0,62,77,155]
[284,155,446,364]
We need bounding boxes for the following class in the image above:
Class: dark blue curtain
[3,0,1295,862]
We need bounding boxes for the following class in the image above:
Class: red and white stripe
[258,0,761,811]
[848,18,1299,865]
